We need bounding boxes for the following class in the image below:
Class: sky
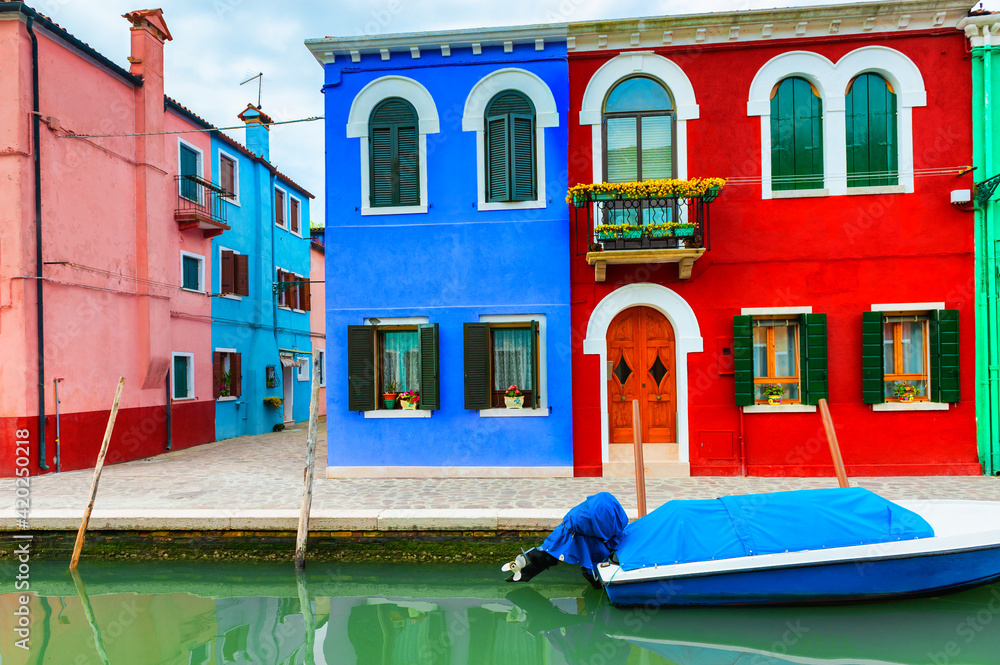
[39,0,992,224]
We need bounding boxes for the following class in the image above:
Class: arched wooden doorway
[607,306,676,443]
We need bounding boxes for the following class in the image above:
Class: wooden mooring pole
[70,568,111,665]
[70,376,125,570]
[632,400,647,518]
[295,354,322,570]
[818,398,850,488]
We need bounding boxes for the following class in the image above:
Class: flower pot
[674,225,695,237]
[400,399,418,410]
[504,395,524,409]
[701,185,721,203]
[900,394,914,403]
[593,191,618,201]
[767,395,782,406]
[572,192,588,208]
[622,229,642,239]
[383,393,398,410]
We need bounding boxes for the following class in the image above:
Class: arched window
[484,91,536,203]
[770,77,823,191]
[369,98,419,207]
[846,73,898,188]
[603,76,675,183]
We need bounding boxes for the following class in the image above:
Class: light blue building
[171,100,317,439]
[306,27,572,477]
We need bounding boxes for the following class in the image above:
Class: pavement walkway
[2,419,998,532]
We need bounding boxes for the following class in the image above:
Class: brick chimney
[238,104,273,162]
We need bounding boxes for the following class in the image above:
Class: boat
[505,487,1000,607]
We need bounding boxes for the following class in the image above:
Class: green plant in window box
[399,390,420,410]
[762,383,784,406]
[383,380,399,410]
[263,396,283,408]
[893,382,916,402]
[594,224,621,240]
[619,223,643,239]
[504,385,524,409]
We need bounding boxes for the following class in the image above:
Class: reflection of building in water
[213,596,320,664]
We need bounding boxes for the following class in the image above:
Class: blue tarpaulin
[614,488,934,572]
[540,492,628,569]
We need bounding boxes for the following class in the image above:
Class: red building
[567,1,982,477]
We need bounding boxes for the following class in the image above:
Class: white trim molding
[741,306,812,316]
[170,352,195,401]
[747,47,926,198]
[583,283,703,468]
[579,52,698,185]
[871,302,945,312]
[348,76,439,217]
[478,314,548,417]
[463,68,559,211]
[179,250,205,293]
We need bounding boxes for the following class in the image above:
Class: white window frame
[462,68,560,211]
[171,352,195,401]
[347,76,439,216]
[740,306,817,414]
[297,356,310,382]
[288,193,304,237]
[274,185,288,229]
[217,246,242,301]
[478,313,548,418]
[179,250,205,293]
[177,139,205,199]
[317,349,326,387]
[747,47,926,199]
[215,347,238,402]
[362,316,432,419]
[870,302,949,412]
[217,148,240,206]
[276,266,291,310]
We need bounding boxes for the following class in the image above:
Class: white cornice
[958,14,1000,47]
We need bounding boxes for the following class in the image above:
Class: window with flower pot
[846,74,897,188]
[213,350,241,400]
[464,319,541,411]
[369,98,420,208]
[347,321,439,412]
[771,77,824,191]
[734,312,827,407]
[485,91,536,203]
[862,308,959,406]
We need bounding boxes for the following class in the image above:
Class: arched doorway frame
[583,284,703,465]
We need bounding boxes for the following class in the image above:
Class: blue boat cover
[540,492,628,569]
[614,488,934,572]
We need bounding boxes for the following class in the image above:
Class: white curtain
[493,328,532,391]
[382,331,420,392]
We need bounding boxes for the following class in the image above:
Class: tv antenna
[240,71,265,108]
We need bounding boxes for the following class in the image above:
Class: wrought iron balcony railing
[174,174,230,238]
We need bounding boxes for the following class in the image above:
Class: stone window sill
[872,402,949,412]
[363,409,431,419]
[743,404,817,414]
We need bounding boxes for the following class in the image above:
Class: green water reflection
[2,561,999,664]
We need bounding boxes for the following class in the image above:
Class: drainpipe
[165,372,172,451]
[27,15,49,471]
[53,378,62,472]
[987,34,1000,476]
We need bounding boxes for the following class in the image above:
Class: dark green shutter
[369,98,418,207]
[771,77,823,191]
[846,74,897,188]
[179,144,199,200]
[529,320,540,408]
[173,355,188,399]
[347,325,376,411]
[370,126,394,206]
[799,313,828,405]
[733,315,754,406]
[510,114,535,201]
[486,115,509,202]
[418,323,440,410]
[182,255,200,290]
[397,125,419,205]
[464,323,491,409]
[862,311,885,404]
[930,309,961,403]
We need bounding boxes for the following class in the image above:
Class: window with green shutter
[181,254,202,291]
[771,77,823,191]
[348,323,440,412]
[172,353,192,400]
[485,91,536,202]
[846,74,898,188]
[369,98,420,207]
[734,313,827,406]
[464,321,541,409]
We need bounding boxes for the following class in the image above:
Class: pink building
[310,231,326,418]
[0,7,222,475]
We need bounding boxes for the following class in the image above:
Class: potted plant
[263,396,283,408]
[762,383,784,406]
[383,381,399,409]
[893,382,916,402]
[220,370,232,397]
[594,224,621,241]
[399,390,420,410]
[504,385,524,409]
[673,223,696,237]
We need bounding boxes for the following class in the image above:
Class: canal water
[2,560,999,664]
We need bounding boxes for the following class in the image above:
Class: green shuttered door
[861,311,885,404]
[347,326,376,411]
[799,313,828,405]
[464,323,491,409]
[931,309,960,403]
[418,323,440,410]
[733,315,754,406]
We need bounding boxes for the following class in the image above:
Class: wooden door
[607,307,676,443]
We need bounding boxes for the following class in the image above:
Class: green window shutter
[182,255,200,290]
[486,115,510,202]
[179,144,199,201]
[397,125,419,205]
[369,126,394,207]
[369,98,419,208]
[347,325,376,411]
[464,323,491,409]
[418,323,440,410]
[733,315,754,406]
[930,309,961,403]
[771,77,823,191]
[606,116,638,183]
[510,114,535,201]
[173,356,188,399]
[862,311,885,404]
[799,313,828,405]
[639,115,673,180]
[530,320,540,408]
[847,74,898,188]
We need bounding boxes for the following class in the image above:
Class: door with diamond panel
[607,307,676,444]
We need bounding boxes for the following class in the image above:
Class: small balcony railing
[174,174,230,238]
[570,179,723,281]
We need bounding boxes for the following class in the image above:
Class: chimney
[123,9,172,81]
[238,104,273,161]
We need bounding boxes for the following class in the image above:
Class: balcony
[174,175,231,238]
[571,179,723,282]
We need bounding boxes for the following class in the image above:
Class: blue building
[306,27,571,477]
[172,102,317,439]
